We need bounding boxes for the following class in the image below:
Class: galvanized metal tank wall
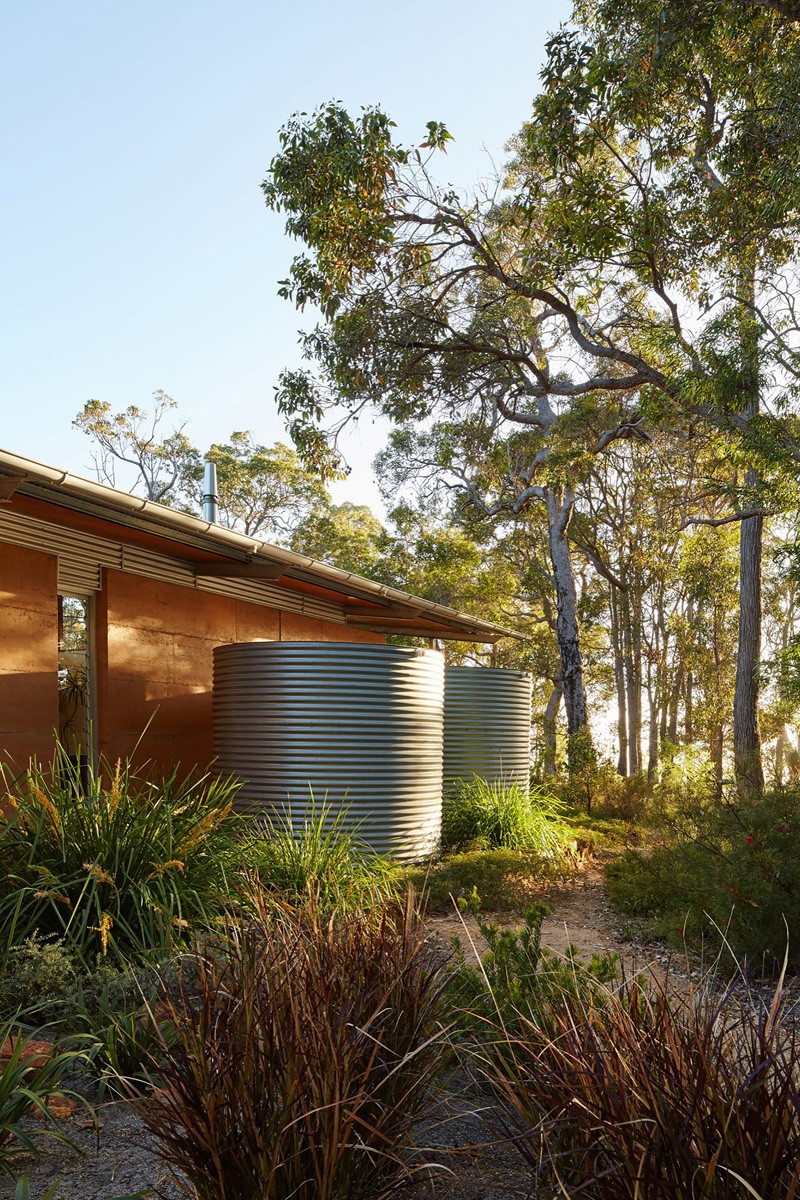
[443,666,532,793]
[213,642,444,861]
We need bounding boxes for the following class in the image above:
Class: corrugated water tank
[213,642,444,861]
[443,666,532,793]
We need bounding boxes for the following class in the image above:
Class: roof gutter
[0,447,521,641]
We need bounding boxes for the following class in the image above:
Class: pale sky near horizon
[2,0,570,515]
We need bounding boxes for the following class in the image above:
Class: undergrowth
[442,776,568,855]
[479,965,800,1198]
[449,889,618,1037]
[0,744,241,965]
[605,786,800,967]
[241,800,397,910]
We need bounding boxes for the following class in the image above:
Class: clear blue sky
[2,0,569,513]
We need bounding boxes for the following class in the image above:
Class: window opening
[58,595,92,768]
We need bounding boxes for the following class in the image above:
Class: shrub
[605,786,800,966]
[0,744,242,964]
[479,968,800,1199]
[442,777,568,855]
[241,800,397,910]
[136,887,451,1200]
[449,890,618,1038]
[0,935,77,1024]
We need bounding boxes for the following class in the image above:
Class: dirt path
[427,853,651,970]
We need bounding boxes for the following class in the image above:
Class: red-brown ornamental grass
[476,964,800,1199]
[136,885,452,1200]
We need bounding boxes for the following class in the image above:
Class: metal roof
[0,447,520,644]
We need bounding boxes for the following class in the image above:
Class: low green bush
[0,934,77,1024]
[400,846,565,913]
[240,801,398,910]
[605,787,800,966]
[480,968,800,1199]
[449,890,618,1037]
[442,777,569,855]
[136,886,451,1200]
[0,743,242,965]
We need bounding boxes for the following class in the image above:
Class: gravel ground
[6,1076,532,1200]
[3,1099,185,1200]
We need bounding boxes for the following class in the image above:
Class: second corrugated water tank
[443,665,532,793]
[213,641,444,861]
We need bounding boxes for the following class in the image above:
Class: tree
[191,432,327,541]
[291,501,387,574]
[74,397,328,546]
[264,106,664,762]
[263,2,800,795]
[74,392,198,504]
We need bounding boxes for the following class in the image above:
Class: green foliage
[77,979,174,1098]
[605,786,800,966]
[0,744,241,965]
[0,935,77,1025]
[562,727,602,807]
[450,891,618,1037]
[442,777,568,857]
[0,1019,83,1176]
[291,500,387,573]
[136,888,451,1200]
[400,847,566,914]
[482,969,800,1199]
[264,102,407,320]
[74,395,330,543]
[240,801,398,911]
[73,391,197,505]
[195,433,328,542]
[563,765,653,822]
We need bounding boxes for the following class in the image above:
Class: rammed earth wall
[0,556,383,775]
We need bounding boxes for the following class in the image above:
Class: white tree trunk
[545,486,590,741]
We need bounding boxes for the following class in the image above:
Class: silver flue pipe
[202,461,219,524]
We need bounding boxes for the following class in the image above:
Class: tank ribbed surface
[443,666,532,793]
[213,642,444,861]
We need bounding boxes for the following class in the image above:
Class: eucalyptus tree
[74,392,198,504]
[291,500,387,574]
[194,432,328,542]
[517,0,800,796]
[264,2,800,795]
[75,397,328,545]
[264,109,654,762]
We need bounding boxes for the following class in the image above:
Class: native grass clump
[478,965,800,1200]
[137,886,451,1200]
[240,799,398,911]
[442,776,570,857]
[0,743,241,965]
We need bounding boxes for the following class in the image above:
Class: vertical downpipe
[202,462,219,524]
